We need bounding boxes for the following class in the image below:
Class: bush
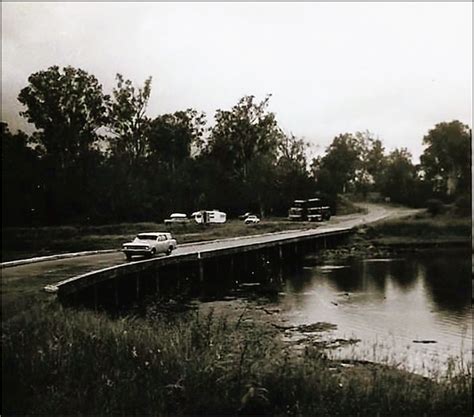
[454,194,472,217]
[426,199,445,216]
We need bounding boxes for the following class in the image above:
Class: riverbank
[2,302,471,416]
[314,212,471,262]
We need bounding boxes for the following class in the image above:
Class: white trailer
[191,210,227,224]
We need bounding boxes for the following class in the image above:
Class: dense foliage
[2,65,471,226]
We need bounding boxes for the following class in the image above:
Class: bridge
[44,226,353,309]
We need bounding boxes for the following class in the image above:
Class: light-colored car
[244,215,260,224]
[122,232,177,260]
[164,213,189,224]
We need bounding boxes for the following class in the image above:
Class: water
[278,250,472,375]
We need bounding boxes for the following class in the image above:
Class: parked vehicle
[244,215,260,224]
[288,198,331,221]
[191,210,227,224]
[164,213,189,224]
[288,199,307,221]
[238,212,252,220]
[122,232,177,260]
[306,198,331,221]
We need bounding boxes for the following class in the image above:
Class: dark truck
[288,198,331,222]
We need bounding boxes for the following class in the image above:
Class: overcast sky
[2,2,472,161]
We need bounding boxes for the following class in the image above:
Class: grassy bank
[318,212,471,261]
[366,212,471,244]
[2,302,471,417]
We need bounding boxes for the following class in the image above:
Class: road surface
[1,204,419,286]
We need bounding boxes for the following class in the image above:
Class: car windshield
[137,234,158,240]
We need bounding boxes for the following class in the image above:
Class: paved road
[1,204,419,285]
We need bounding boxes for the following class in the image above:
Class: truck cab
[288,200,307,221]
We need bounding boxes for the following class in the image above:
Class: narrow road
[1,204,419,285]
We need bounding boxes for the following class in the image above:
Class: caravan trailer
[191,210,227,224]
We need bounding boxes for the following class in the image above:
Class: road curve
[1,204,419,285]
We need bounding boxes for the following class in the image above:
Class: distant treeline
[1,66,471,226]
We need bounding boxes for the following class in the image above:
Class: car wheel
[166,247,173,255]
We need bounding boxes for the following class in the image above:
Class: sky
[1,2,472,162]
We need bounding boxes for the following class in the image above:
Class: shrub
[454,194,472,217]
[426,199,444,216]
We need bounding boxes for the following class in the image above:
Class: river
[187,249,472,377]
[274,250,472,376]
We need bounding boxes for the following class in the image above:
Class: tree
[205,95,282,216]
[274,134,314,214]
[107,74,152,164]
[1,123,43,225]
[148,109,206,173]
[18,66,108,222]
[379,148,417,204]
[207,95,280,180]
[312,133,364,194]
[420,121,471,198]
[18,65,108,169]
[364,138,386,190]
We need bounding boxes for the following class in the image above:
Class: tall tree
[207,95,280,180]
[420,120,471,197]
[274,134,314,214]
[1,123,43,225]
[18,66,108,222]
[205,95,281,215]
[379,148,418,204]
[107,74,152,164]
[18,65,108,169]
[148,109,206,173]
[313,133,364,194]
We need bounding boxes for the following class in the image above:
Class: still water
[278,250,472,375]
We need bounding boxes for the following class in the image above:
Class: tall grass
[2,303,471,416]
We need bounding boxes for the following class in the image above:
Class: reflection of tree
[327,259,419,297]
[386,259,418,292]
[422,252,471,312]
[285,268,314,294]
[329,262,367,293]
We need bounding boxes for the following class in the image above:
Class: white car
[122,232,177,260]
[164,213,189,224]
[244,215,260,224]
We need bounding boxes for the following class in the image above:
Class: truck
[288,198,331,222]
[306,198,331,222]
[288,200,307,221]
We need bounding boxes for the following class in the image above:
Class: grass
[362,212,471,248]
[2,302,472,417]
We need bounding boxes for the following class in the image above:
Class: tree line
[1,66,471,226]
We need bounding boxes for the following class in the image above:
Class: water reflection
[280,250,472,374]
